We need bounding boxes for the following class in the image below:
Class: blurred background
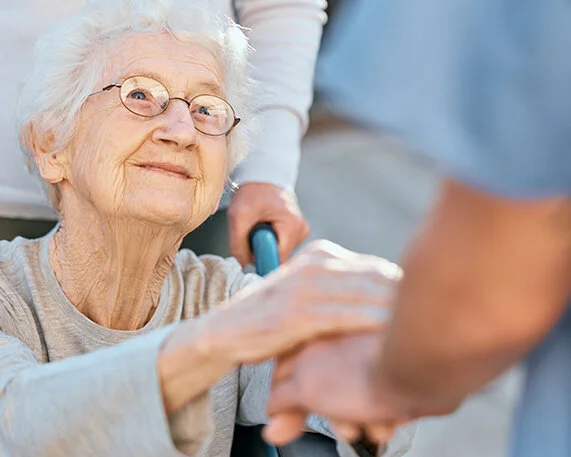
[297,1,523,456]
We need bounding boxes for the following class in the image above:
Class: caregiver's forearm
[0,326,210,457]
[375,180,571,416]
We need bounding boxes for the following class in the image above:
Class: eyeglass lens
[119,76,234,135]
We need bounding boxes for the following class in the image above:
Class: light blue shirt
[318,1,571,455]
[318,0,571,198]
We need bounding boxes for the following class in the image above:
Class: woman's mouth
[137,162,191,180]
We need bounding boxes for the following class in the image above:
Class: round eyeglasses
[89,76,241,136]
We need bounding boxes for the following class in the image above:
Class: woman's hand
[158,240,401,414]
[204,240,400,365]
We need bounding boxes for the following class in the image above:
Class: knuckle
[300,239,335,258]
[378,258,404,281]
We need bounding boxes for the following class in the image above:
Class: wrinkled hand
[202,240,399,367]
[227,182,310,267]
[264,333,408,447]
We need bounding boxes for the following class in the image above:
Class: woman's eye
[128,91,147,100]
[198,105,211,116]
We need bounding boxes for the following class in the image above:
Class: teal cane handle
[249,223,280,276]
[249,223,280,457]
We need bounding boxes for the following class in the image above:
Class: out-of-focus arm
[232,0,327,192]
[376,179,571,416]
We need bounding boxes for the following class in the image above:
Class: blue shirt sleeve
[322,0,571,197]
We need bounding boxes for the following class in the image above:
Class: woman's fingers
[283,259,399,307]
[220,241,402,364]
[211,307,384,365]
[243,308,384,363]
[282,307,384,346]
[304,303,390,329]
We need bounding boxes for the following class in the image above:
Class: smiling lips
[138,162,192,180]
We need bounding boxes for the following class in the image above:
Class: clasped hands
[260,241,410,447]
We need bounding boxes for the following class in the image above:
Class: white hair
[18,0,258,210]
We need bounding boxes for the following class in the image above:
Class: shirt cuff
[231,108,302,193]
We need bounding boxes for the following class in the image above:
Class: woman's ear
[26,124,66,184]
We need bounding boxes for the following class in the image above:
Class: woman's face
[58,32,229,231]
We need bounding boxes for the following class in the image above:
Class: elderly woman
[0,0,415,456]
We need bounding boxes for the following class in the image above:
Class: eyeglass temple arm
[225,117,241,135]
[89,83,122,96]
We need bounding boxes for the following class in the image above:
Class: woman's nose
[152,100,198,151]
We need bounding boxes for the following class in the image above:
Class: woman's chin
[126,199,194,228]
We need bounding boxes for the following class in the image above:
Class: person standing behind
[0,0,322,264]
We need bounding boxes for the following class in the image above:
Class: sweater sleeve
[231,0,327,192]
[0,326,212,457]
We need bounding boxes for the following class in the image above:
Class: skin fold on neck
[49,194,185,331]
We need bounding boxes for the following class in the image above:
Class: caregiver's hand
[264,332,405,446]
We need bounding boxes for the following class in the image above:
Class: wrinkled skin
[32,32,228,330]
[161,240,398,414]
